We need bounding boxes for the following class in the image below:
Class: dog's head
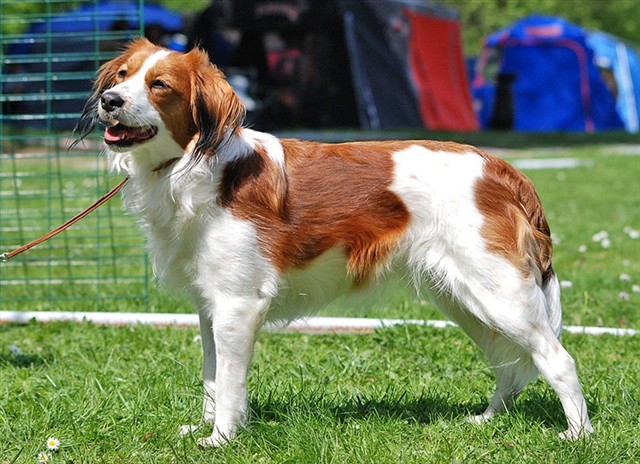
[74,38,245,164]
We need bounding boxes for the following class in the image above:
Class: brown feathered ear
[71,38,154,147]
[188,48,246,162]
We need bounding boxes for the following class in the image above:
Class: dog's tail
[541,266,563,337]
[514,169,562,337]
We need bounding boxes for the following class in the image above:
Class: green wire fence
[0,0,166,312]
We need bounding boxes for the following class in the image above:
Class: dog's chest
[126,176,217,287]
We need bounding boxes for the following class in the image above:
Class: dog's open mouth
[104,123,158,147]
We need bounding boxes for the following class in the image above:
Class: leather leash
[1,177,128,262]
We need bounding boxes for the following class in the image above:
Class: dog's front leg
[197,295,268,448]
[180,308,217,436]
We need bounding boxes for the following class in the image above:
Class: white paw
[466,413,491,425]
[179,424,202,437]
[197,433,231,448]
[558,424,594,440]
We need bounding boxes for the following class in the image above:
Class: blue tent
[587,31,640,133]
[473,15,627,132]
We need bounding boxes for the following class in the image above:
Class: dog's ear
[188,48,246,161]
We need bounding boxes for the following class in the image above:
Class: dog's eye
[151,79,169,90]
[117,69,127,78]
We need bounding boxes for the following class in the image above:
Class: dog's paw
[465,413,491,425]
[558,424,594,441]
[197,433,230,448]
[179,424,202,437]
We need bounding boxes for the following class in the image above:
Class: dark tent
[6,0,478,132]
[472,15,624,132]
[189,0,478,131]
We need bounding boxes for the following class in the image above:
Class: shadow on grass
[0,323,51,368]
[513,390,599,432]
[253,387,474,425]
[0,352,46,368]
[250,385,594,432]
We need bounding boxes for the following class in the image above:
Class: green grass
[1,321,639,464]
[528,146,640,328]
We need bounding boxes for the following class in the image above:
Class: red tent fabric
[407,11,478,131]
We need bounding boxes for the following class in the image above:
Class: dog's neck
[106,128,279,217]
[109,127,276,178]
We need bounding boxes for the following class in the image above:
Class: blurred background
[2,0,638,134]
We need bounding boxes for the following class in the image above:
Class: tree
[441,0,639,55]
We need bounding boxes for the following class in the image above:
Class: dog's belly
[266,247,354,321]
[266,247,410,322]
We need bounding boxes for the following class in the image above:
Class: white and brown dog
[75,38,593,446]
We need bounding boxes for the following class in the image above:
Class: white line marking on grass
[0,190,47,196]
[511,158,593,170]
[0,278,142,285]
[0,312,636,336]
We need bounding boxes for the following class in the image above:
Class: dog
[75,38,593,447]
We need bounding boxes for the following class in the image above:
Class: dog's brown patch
[221,140,413,286]
[92,39,159,96]
[145,53,197,150]
[474,151,553,284]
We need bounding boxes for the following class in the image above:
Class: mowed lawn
[1,144,639,463]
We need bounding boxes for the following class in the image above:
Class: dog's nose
[101,91,125,112]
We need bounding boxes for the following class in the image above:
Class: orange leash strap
[1,178,128,262]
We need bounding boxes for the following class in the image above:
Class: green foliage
[442,0,639,55]
[0,1,84,36]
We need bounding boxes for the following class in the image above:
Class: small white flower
[46,437,60,451]
[560,280,573,289]
[592,230,608,242]
[192,335,202,344]
[618,291,630,301]
[620,273,631,282]
[37,452,50,462]
[601,238,611,249]
[629,230,640,239]
[578,244,587,253]
[9,344,22,356]
[632,285,640,294]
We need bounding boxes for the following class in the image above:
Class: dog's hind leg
[527,322,593,439]
[427,291,537,423]
[452,269,593,439]
[467,335,538,424]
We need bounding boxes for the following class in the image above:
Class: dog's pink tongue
[105,125,127,142]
